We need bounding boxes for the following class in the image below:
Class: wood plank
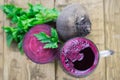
[3,0,55,80]
[55,0,105,80]
[104,0,120,80]
[28,0,56,80]
[0,0,4,80]
[3,0,30,80]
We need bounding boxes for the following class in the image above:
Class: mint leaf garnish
[34,28,59,49]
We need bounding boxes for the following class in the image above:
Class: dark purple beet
[60,37,99,77]
[23,24,58,64]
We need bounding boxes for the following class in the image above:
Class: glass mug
[59,37,114,77]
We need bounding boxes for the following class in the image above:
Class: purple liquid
[73,47,95,70]
[60,37,99,77]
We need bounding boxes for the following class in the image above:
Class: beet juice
[60,37,99,77]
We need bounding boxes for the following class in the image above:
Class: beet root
[60,37,99,77]
[23,24,58,64]
[56,3,91,41]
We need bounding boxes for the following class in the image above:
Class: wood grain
[3,0,55,80]
[55,0,105,80]
[104,0,120,80]
[55,1,82,80]
[0,0,4,80]
[1,0,120,80]
[3,0,30,80]
[28,1,56,80]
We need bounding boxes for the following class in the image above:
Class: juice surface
[60,37,99,77]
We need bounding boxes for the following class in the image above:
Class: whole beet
[56,3,91,41]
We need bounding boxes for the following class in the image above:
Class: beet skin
[23,24,58,64]
[56,3,91,41]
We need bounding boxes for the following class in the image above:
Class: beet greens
[1,4,59,54]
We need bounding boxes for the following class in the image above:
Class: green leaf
[44,42,58,49]
[2,26,15,46]
[1,4,25,19]
[6,33,13,47]
[34,28,59,49]
[34,32,50,40]
[2,26,15,33]
[12,15,18,23]
[18,40,24,55]
[40,39,51,43]
[30,4,45,12]
[51,28,58,41]
[12,30,18,42]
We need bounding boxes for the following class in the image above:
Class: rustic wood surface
[0,0,119,80]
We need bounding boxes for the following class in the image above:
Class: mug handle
[99,50,114,57]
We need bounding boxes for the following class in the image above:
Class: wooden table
[0,0,120,80]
